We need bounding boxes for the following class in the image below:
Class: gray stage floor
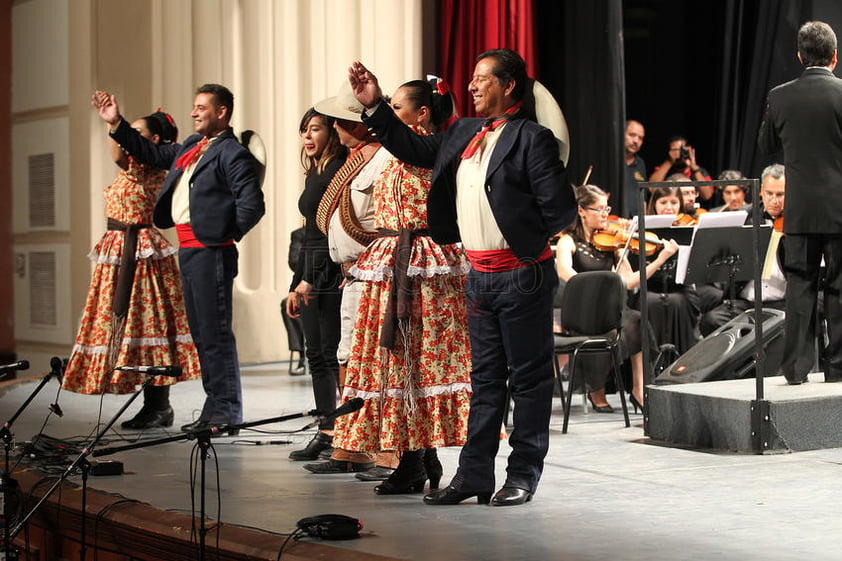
[2,363,842,561]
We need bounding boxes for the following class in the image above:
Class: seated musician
[666,173,723,315]
[712,170,752,213]
[700,164,786,335]
[643,187,703,355]
[556,184,679,412]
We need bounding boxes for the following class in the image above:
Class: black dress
[641,258,701,355]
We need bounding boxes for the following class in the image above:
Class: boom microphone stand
[91,398,364,561]
[8,372,157,560]
[0,358,58,560]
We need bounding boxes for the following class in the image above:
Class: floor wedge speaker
[655,308,785,385]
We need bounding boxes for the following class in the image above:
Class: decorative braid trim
[351,263,471,282]
[341,382,472,401]
[72,333,195,354]
[88,245,179,265]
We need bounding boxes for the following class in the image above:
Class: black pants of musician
[455,259,557,495]
[783,234,842,382]
[300,286,342,430]
[179,245,242,424]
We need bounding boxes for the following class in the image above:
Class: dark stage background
[534,0,842,216]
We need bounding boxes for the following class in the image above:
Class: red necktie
[175,137,209,171]
[460,102,522,160]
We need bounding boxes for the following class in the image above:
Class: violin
[673,213,697,226]
[592,228,664,256]
[672,208,708,226]
[773,215,784,233]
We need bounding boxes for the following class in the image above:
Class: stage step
[646,373,842,453]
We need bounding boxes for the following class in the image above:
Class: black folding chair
[556,271,630,433]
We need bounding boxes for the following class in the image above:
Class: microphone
[49,356,65,381]
[115,365,183,377]
[0,360,30,373]
[302,397,365,430]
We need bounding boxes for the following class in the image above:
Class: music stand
[682,225,772,302]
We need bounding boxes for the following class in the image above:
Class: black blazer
[363,104,574,262]
[758,67,842,234]
[111,120,265,245]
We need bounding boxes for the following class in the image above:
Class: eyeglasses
[583,205,611,215]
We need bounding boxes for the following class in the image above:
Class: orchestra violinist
[556,185,679,412]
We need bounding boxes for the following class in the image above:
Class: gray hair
[761,163,785,183]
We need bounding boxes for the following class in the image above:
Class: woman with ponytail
[332,78,472,495]
[63,109,200,429]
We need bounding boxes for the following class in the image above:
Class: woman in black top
[556,185,678,411]
[644,187,702,357]
[286,108,348,460]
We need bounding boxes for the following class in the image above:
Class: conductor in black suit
[348,49,574,506]
[758,21,842,385]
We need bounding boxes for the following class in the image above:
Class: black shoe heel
[628,394,643,414]
[424,448,443,489]
[587,394,614,413]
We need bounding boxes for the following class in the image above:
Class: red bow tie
[175,137,209,171]
[460,102,522,160]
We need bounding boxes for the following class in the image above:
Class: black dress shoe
[121,406,174,430]
[303,459,375,473]
[490,487,533,507]
[423,484,492,505]
[181,419,210,432]
[180,419,239,436]
[355,466,394,481]
[785,375,809,385]
[289,432,333,461]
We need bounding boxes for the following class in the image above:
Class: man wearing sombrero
[349,48,575,506]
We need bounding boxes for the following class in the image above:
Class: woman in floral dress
[333,79,472,494]
[62,111,200,429]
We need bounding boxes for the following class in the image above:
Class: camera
[679,146,691,160]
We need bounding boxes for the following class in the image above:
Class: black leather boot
[121,386,174,429]
[374,450,426,495]
[289,432,333,461]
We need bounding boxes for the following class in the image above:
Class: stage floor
[2,363,842,561]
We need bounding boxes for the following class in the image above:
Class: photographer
[649,135,718,209]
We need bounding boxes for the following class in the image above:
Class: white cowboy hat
[314,80,365,122]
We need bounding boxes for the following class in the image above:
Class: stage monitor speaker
[654,308,785,385]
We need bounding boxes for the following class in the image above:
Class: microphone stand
[8,375,154,561]
[92,409,318,561]
[1,368,60,560]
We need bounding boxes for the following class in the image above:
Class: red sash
[176,224,234,248]
[466,244,552,273]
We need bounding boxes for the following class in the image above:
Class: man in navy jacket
[758,21,842,385]
[349,49,574,506]
[94,84,264,430]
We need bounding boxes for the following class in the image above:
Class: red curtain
[439,0,537,118]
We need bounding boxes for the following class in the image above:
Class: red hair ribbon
[156,107,175,126]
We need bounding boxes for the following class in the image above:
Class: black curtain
[533,0,842,211]
[536,0,626,216]
[716,0,809,177]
